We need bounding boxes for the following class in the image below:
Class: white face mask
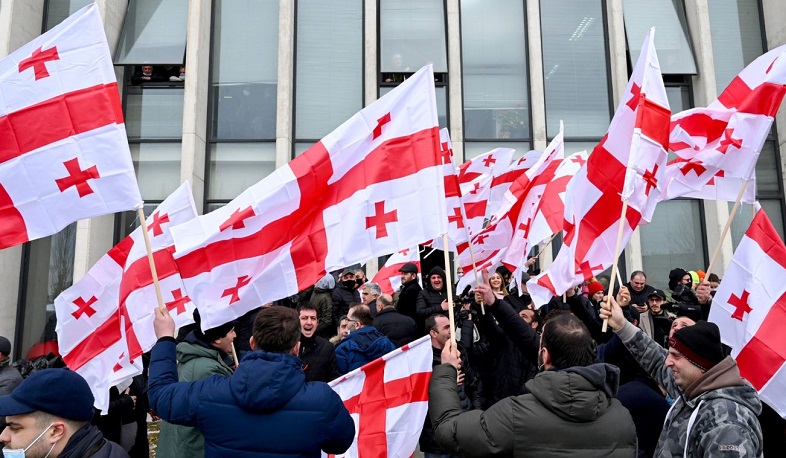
[3,423,56,458]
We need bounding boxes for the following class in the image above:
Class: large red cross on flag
[709,207,786,418]
[0,4,142,249]
[527,28,670,307]
[55,182,197,412]
[324,335,432,458]
[171,66,446,331]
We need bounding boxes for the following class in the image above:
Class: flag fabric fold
[708,207,786,418]
[371,248,421,296]
[171,66,446,330]
[0,3,142,249]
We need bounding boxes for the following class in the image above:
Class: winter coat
[616,321,763,457]
[332,282,360,327]
[428,362,638,457]
[59,424,128,458]
[372,307,417,347]
[299,334,339,382]
[567,293,613,344]
[0,362,22,433]
[148,337,355,457]
[311,275,336,339]
[335,326,396,375]
[617,376,670,458]
[395,278,422,332]
[416,267,449,322]
[156,333,234,458]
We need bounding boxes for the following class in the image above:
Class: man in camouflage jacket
[601,295,762,457]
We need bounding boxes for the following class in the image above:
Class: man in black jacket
[372,294,417,347]
[395,262,422,333]
[298,304,339,383]
[0,369,128,457]
[416,266,450,326]
[332,269,361,328]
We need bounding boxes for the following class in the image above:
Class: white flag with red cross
[171,66,446,330]
[371,247,421,296]
[457,148,514,187]
[527,28,670,306]
[55,182,198,412]
[709,207,786,418]
[0,3,142,249]
[456,148,516,239]
[660,45,786,203]
[324,335,432,458]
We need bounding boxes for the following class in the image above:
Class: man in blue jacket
[336,304,396,375]
[149,306,355,457]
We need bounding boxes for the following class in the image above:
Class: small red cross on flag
[72,296,99,320]
[220,206,256,231]
[165,288,191,315]
[148,212,170,237]
[222,275,251,305]
[55,158,101,198]
[18,45,60,80]
[728,290,752,321]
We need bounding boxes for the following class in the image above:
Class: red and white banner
[709,207,786,418]
[0,4,142,249]
[325,335,432,458]
[527,28,670,306]
[371,247,421,296]
[171,66,446,330]
[55,182,198,412]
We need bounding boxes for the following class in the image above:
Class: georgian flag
[171,66,447,330]
[55,182,198,412]
[0,3,142,249]
[709,207,786,418]
[527,28,671,306]
[325,335,432,458]
[370,247,421,296]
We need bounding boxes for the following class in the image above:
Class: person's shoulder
[92,438,130,458]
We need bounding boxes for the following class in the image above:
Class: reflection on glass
[756,142,780,193]
[208,143,276,200]
[623,0,697,74]
[130,143,182,201]
[44,0,92,31]
[665,86,691,113]
[461,0,529,140]
[708,0,764,94]
[542,0,611,137]
[125,86,184,139]
[730,201,785,248]
[380,0,447,73]
[114,0,189,65]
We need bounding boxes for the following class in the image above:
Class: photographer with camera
[666,268,713,321]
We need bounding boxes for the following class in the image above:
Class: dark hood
[526,363,620,422]
[425,266,447,292]
[228,351,305,412]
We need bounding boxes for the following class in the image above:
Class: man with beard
[395,262,423,333]
[428,280,637,457]
[416,267,450,326]
[298,304,338,382]
[332,269,361,328]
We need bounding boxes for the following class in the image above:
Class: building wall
[1,0,784,357]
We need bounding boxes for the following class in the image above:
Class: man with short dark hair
[297,303,339,382]
[519,308,541,332]
[372,293,417,347]
[148,306,355,457]
[638,289,673,348]
[428,282,637,457]
[157,310,235,458]
[0,368,128,457]
[623,270,656,312]
[335,304,396,375]
[395,262,422,333]
[601,295,763,457]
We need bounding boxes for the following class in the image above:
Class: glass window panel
[114,0,189,65]
[44,0,92,31]
[295,0,362,140]
[294,142,314,157]
[623,0,697,74]
[464,142,531,161]
[125,86,184,139]
[641,200,706,290]
[19,224,76,360]
[756,141,780,194]
[380,0,447,73]
[210,0,279,140]
[115,203,161,241]
[665,85,691,112]
[208,143,276,200]
[730,201,785,248]
[565,141,598,155]
[541,0,611,137]
[461,0,529,140]
[708,0,764,94]
[130,143,182,201]
[380,85,447,128]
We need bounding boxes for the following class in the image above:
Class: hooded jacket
[148,337,355,457]
[428,362,637,457]
[616,321,763,457]
[335,326,396,375]
[156,333,234,458]
[332,280,360,327]
[310,275,335,339]
[416,267,450,321]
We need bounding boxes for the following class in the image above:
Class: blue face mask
[3,423,56,458]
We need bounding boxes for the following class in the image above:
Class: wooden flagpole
[465,236,486,315]
[705,179,750,279]
[442,234,457,346]
[231,342,240,368]
[602,200,629,333]
[137,208,166,313]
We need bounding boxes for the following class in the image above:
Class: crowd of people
[1,261,785,457]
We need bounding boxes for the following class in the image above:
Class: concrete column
[605,0,628,108]
[0,0,44,346]
[364,0,378,106]
[275,0,295,167]
[445,0,463,161]
[528,0,547,153]
[180,0,211,214]
[761,0,786,189]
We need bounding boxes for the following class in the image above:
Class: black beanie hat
[193,309,235,343]
[668,268,688,291]
[669,321,725,371]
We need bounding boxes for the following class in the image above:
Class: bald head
[376,293,394,312]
